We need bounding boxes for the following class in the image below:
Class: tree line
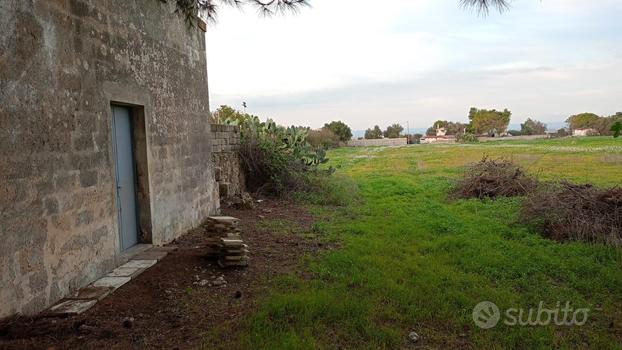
[565,112,622,137]
[421,109,622,139]
[364,124,404,139]
[214,105,621,152]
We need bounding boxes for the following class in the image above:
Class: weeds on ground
[295,173,361,207]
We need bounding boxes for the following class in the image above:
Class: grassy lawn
[209,137,622,349]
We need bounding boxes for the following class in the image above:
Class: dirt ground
[0,198,322,350]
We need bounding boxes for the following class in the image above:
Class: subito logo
[472,301,500,329]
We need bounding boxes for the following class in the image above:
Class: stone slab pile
[205,216,249,268]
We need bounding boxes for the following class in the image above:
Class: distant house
[573,128,598,137]
[420,135,456,144]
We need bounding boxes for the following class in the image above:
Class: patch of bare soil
[0,199,322,350]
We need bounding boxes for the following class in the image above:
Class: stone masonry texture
[346,138,408,147]
[0,0,219,317]
[210,124,245,197]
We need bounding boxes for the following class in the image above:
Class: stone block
[122,259,157,269]
[71,286,113,301]
[45,299,97,316]
[92,276,131,289]
[107,266,144,278]
[79,170,98,187]
[44,197,59,215]
[132,250,168,261]
[75,210,93,226]
[208,216,240,225]
[73,134,94,151]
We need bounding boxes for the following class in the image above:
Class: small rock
[408,331,420,343]
[212,277,226,286]
[122,317,135,329]
[77,324,96,334]
[198,279,209,287]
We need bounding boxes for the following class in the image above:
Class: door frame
[111,104,141,251]
[108,99,153,253]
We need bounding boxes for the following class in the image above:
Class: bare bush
[520,183,622,245]
[307,128,340,149]
[452,157,538,199]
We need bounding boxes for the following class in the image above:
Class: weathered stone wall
[0,0,219,318]
[210,124,245,198]
[347,138,408,147]
[478,135,550,142]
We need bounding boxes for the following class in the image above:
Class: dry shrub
[521,182,622,245]
[307,128,340,149]
[452,157,538,199]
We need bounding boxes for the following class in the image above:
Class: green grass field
[209,137,622,349]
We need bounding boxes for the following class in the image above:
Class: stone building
[0,0,220,318]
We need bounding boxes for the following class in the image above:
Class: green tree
[595,112,622,136]
[167,0,310,23]
[384,124,404,139]
[447,122,467,135]
[461,0,510,14]
[566,113,601,130]
[468,107,511,136]
[364,125,383,139]
[429,120,467,135]
[611,122,622,138]
[324,121,352,142]
[212,105,241,123]
[169,0,510,25]
[307,128,340,149]
[520,118,547,135]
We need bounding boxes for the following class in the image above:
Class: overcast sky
[206,0,622,131]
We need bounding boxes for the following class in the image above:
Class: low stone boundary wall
[210,124,245,198]
[347,138,408,147]
[478,135,550,142]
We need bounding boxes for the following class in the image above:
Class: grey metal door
[111,106,139,250]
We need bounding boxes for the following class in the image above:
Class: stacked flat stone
[205,216,249,268]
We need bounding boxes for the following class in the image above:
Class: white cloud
[206,0,622,129]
